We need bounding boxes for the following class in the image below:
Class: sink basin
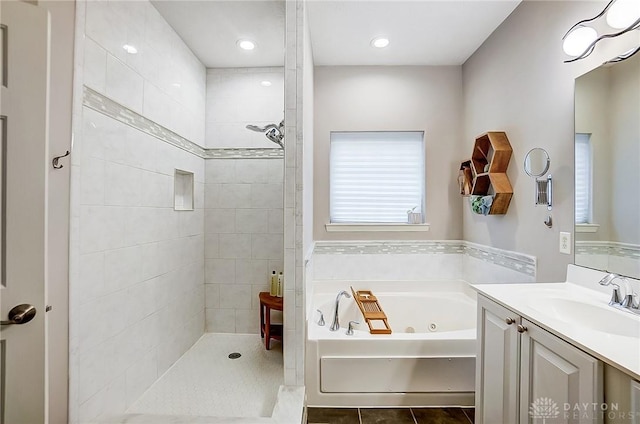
[527,297,640,338]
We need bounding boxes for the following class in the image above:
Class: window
[575,133,592,224]
[330,131,424,223]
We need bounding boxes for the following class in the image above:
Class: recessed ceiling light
[237,39,256,51]
[123,44,138,54]
[172,82,182,88]
[371,37,390,49]
[260,80,272,87]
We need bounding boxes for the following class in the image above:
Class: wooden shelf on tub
[350,287,392,335]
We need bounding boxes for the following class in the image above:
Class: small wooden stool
[259,292,283,350]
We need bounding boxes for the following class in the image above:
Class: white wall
[69,1,207,422]
[82,0,206,145]
[313,66,464,241]
[204,158,284,333]
[205,67,284,148]
[461,0,638,282]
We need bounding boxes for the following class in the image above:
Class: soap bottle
[270,271,277,296]
[277,272,283,297]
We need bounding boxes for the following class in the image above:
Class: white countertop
[472,281,640,381]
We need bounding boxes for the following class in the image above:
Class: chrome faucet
[599,273,640,316]
[599,273,623,305]
[330,290,351,331]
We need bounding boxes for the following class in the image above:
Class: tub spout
[330,290,351,331]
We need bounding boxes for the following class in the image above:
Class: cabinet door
[520,319,603,424]
[476,295,520,424]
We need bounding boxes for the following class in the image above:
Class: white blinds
[330,131,424,223]
[575,133,592,224]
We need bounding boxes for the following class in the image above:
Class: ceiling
[152,0,521,69]
[151,0,286,68]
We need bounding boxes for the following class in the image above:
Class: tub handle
[505,317,515,325]
[346,320,359,336]
[316,309,325,326]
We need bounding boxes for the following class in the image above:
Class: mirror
[524,148,550,177]
[523,148,552,212]
[574,53,640,279]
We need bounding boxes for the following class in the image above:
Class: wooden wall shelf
[462,132,513,215]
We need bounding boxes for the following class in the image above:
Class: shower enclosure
[68,0,291,421]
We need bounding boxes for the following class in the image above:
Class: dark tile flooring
[307,407,474,424]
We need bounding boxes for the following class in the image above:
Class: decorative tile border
[313,240,465,255]
[204,148,283,159]
[313,240,536,277]
[576,241,640,259]
[83,87,206,157]
[464,241,536,277]
[83,87,284,160]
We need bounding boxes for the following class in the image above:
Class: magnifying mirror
[523,148,553,219]
[524,148,550,177]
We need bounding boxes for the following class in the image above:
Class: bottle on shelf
[270,271,278,296]
[277,272,283,297]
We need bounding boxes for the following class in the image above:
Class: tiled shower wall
[70,0,207,422]
[204,158,284,333]
[206,68,285,148]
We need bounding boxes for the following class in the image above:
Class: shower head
[246,123,279,133]
[245,120,285,148]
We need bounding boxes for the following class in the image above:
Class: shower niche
[174,169,194,211]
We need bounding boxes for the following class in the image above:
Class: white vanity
[473,265,640,424]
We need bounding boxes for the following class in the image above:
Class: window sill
[576,224,600,233]
[325,223,431,232]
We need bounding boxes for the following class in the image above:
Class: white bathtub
[305,280,477,408]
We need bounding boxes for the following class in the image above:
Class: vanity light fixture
[563,0,640,63]
[122,44,138,54]
[371,37,390,48]
[237,39,256,51]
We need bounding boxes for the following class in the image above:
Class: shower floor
[126,333,284,418]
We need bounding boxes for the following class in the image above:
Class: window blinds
[330,131,424,223]
[575,133,592,224]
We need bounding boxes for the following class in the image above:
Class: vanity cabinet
[476,295,603,424]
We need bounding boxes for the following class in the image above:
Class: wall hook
[52,150,70,169]
[544,215,553,228]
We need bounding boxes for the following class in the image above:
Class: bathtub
[305,280,477,407]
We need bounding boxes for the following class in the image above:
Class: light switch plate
[560,231,571,254]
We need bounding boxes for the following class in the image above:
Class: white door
[0,2,49,423]
[520,319,602,424]
[476,295,520,424]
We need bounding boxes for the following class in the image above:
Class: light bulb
[563,26,598,56]
[237,40,255,51]
[606,0,640,29]
[371,37,390,48]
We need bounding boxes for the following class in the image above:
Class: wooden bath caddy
[350,287,392,334]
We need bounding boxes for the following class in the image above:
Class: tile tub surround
[311,240,536,284]
[204,158,284,334]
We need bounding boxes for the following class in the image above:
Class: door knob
[1,304,37,325]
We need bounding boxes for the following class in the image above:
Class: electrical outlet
[560,232,571,254]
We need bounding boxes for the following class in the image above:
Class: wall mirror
[574,53,640,279]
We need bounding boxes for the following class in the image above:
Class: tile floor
[307,407,475,424]
[127,333,283,418]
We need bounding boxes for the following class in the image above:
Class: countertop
[472,281,640,381]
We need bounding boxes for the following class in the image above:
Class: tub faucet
[330,290,351,331]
